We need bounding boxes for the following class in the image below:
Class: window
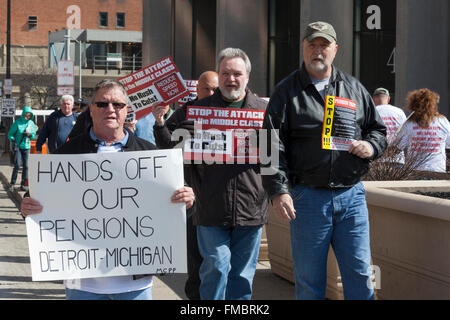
[354,0,396,103]
[28,16,38,30]
[116,13,125,28]
[99,12,108,27]
[267,0,300,94]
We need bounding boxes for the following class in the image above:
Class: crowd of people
[14,20,450,301]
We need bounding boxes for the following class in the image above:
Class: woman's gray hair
[61,95,74,104]
[216,48,251,75]
[92,79,131,105]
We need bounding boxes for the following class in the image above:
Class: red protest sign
[178,80,198,105]
[118,56,189,120]
[183,106,265,163]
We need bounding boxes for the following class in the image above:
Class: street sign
[57,86,75,96]
[1,98,16,117]
[107,53,122,62]
[4,79,12,95]
[57,60,74,86]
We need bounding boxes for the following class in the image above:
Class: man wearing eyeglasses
[20,79,195,300]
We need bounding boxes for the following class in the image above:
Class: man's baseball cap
[373,88,390,96]
[304,21,337,43]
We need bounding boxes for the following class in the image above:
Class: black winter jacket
[262,64,387,197]
[154,88,269,227]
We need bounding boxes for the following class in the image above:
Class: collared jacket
[262,64,387,198]
[154,88,269,227]
[36,109,79,153]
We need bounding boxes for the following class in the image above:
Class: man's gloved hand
[22,132,32,138]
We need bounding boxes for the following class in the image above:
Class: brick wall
[0,0,142,46]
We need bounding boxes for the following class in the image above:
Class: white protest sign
[184,106,265,163]
[26,149,187,281]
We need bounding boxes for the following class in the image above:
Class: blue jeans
[197,225,262,300]
[65,287,152,300]
[289,182,374,300]
[10,148,29,186]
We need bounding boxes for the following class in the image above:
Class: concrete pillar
[216,0,268,96]
[299,0,354,74]
[396,0,449,117]
[142,0,172,67]
[173,0,193,79]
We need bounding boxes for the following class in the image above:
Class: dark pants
[10,148,29,186]
[184,214,202,300]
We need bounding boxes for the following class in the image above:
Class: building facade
[143,0,449,117]
[0,0,143,108]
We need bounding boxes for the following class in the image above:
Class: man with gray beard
[262,21,386,300]
[153,48,268,300]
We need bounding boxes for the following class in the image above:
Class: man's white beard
[221,87,244,101]
[309,55,329,73]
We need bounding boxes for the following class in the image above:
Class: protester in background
[67,106,92,140]
[73,98,89,113]
[262,21,387,300]
[154,49,268,300]
[196,71,219,102]
[396,88,450,172]
[20,79,195,300]
[372,88,407,142]
[8,106,38,192]
[36,95,78,153]
[373,87,407,164]
[152,70,218,300]
[134,108,174,144]
[153,71,219,149]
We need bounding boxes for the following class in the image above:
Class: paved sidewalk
[0,153,295,300]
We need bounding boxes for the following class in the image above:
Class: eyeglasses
[94,101,127,109]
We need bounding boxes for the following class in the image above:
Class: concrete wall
[396,0,449,116]
[142,0,172,66]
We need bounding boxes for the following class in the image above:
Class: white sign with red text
[57,60,74,86]
[118,56,189,121]
[184,106,265,163]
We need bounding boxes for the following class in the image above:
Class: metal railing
[89,55,143,73]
